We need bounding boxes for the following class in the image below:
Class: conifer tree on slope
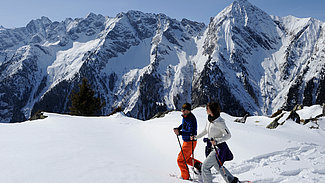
[69,78,105,116]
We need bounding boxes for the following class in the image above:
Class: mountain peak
[228,0,269,20]
[86,12,97,19]
[26,16,52,33]
[26,16,51,27]
[210,0,276,36]
[126,10,148,16]
[233,0,250,6]
[85,12,105,22]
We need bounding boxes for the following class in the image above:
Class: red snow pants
[177,140,201,180]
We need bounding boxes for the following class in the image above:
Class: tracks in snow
[227,143,325,182]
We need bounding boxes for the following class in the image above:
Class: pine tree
[69,78,105,116]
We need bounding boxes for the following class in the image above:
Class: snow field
[0,105,324,183]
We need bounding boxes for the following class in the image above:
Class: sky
[0,0,324,28]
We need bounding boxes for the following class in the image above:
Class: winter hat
[182,103,191,111]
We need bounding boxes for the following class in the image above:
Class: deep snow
[0,105,324,183]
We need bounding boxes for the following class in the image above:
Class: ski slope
[0,106,324,183]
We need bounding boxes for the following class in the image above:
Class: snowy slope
[0,105,324,183]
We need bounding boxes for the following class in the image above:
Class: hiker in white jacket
[196,113,231,143]
[196,102,238,183]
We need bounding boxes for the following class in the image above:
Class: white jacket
[197,116,231,144]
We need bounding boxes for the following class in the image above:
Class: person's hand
[173,128,180,135]
[210,138,217,146]
[190,136,196,141]
[203,137,209,142]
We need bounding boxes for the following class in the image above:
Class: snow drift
[0,105,324,182]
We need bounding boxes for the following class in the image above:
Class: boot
[193,162,202,174]
[231,177,239,183]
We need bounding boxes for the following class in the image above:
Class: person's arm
[190,117,197,140]
[191,116,197,136]
[212,122,231,144]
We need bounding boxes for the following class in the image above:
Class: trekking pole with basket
[176,134,191,180]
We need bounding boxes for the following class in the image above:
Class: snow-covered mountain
[0,106,324,182]
[192,0,325,116]
[0,0,324,122]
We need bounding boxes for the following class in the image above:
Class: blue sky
[0,0,324,28]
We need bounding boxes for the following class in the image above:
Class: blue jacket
[177,112,197,142]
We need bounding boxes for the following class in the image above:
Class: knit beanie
[182,103,191,111]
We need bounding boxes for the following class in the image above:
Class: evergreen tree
[69,78,105,116]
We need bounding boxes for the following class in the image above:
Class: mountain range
[0,0,324,122]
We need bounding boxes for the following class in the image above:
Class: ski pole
[211,139,227,177]
[176,134,191,180]
[192,138,195,181]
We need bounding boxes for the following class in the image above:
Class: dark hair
[207,102,221,117]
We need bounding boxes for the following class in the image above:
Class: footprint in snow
[280,169,303,176]
[228,143,325,182]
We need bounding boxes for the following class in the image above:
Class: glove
[210,138,217,146]
[173,128,180,135]
[203,137,209,143]
[190,136,197,141]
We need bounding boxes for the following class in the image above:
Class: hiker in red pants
[173,103,202,180]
